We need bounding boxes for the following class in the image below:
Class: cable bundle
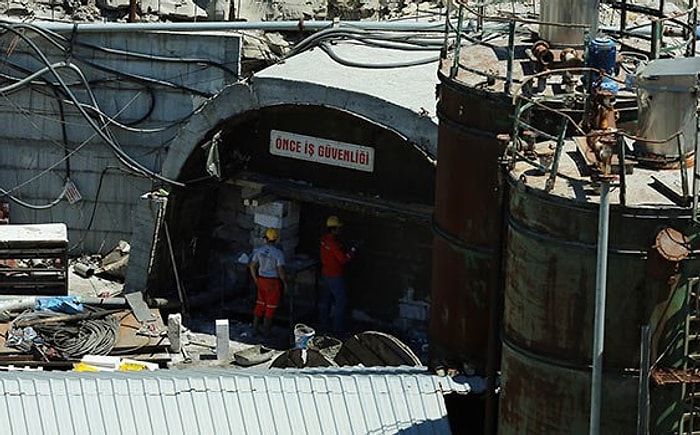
[9,306,120,360]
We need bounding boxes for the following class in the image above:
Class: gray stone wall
[0,28,240,254]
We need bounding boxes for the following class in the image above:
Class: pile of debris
[0,293,171,370]
[71,240,130,284]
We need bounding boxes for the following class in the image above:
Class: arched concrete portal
[137,46,440,341]
[162,76,438,181]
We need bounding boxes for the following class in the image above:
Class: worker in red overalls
[249,228,287,337]
[319,216,356,336]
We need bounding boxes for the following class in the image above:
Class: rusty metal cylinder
[430,77,509,371]
[499,177,692,433]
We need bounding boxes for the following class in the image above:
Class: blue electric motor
[587,36,618,94]
[588,36,616,74]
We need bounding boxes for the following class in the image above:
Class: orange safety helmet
[326,215,343,228]
[265,228,279,241]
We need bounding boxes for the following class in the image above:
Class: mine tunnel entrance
[150,104,436,346]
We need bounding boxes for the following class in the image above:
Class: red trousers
[254,277,282,319]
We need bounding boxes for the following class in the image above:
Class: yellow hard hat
[265,228,279,241]
[326,216,343,228]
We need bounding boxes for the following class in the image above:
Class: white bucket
[294,324,315,349]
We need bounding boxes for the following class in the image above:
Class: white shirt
[251,244,285,278]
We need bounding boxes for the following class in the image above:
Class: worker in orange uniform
[319,216,356,336]
[249,228,287,337]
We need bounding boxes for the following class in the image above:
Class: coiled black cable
[9,306,120,360]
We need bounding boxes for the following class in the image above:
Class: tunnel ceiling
[180,104,436,206]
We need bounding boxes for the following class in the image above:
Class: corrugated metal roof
[0,366,471,435]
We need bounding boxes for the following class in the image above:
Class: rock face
[327,0,381,20]
[232,0,326,21]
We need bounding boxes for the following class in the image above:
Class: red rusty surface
[430,80,508,369]
[504,177,689,368]
[499,343,639,434]
[652,367,700,385]
[430,238,493,368]
[0,202,7,224]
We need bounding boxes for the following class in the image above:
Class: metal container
[499,177,693,433]
[430,77,509,371]
[540,0,599,47]
[633,57,700,161]
[500,342,640,433]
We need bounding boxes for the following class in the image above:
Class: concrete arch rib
[162,77,437,181]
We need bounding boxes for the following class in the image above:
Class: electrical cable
[0,174,68,209]
[0,24,184,186]
[287,27,442,57]
[0,81,161,208]
[68,166,130,253]
[0,21,232,98]
[71,54,215,98]
[54,86,72,178]
[318,41,439,68]
[70,39,239,77]
[8,306,120,360]
[0,21,227,187]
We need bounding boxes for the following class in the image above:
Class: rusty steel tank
[431,11,511,374]
[434,1,700,433]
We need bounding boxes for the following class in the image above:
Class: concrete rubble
[0,0,683,80]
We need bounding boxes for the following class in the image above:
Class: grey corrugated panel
[0,366,470,435]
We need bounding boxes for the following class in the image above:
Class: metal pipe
[591,0,601,36]
[688,0,697,57]
[589,179,611,435]
[678,134,689,203]
[694,111,700,224]
[618,134,627,207]
[450,6,465,79]
[0,296,173,314]
[164,220,188,315]
[34,19,450,33]
[505,20,515,94]
[650,20,661,59]
[637,325,650,435]
[73,262,95,278]
[620,0,628,33]
[129,0,136,22]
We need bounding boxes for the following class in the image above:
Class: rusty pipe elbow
[532,40,554,67]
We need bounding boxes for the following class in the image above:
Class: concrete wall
[0,28,240,254]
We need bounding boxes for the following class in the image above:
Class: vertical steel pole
[450,5,465,79]
[591,0,601,37]
[650,20,660,59]
[637,325,651,435]
[590,180,611,435]
[505,20,515,95]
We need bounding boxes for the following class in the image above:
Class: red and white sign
[269,129,375,173]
